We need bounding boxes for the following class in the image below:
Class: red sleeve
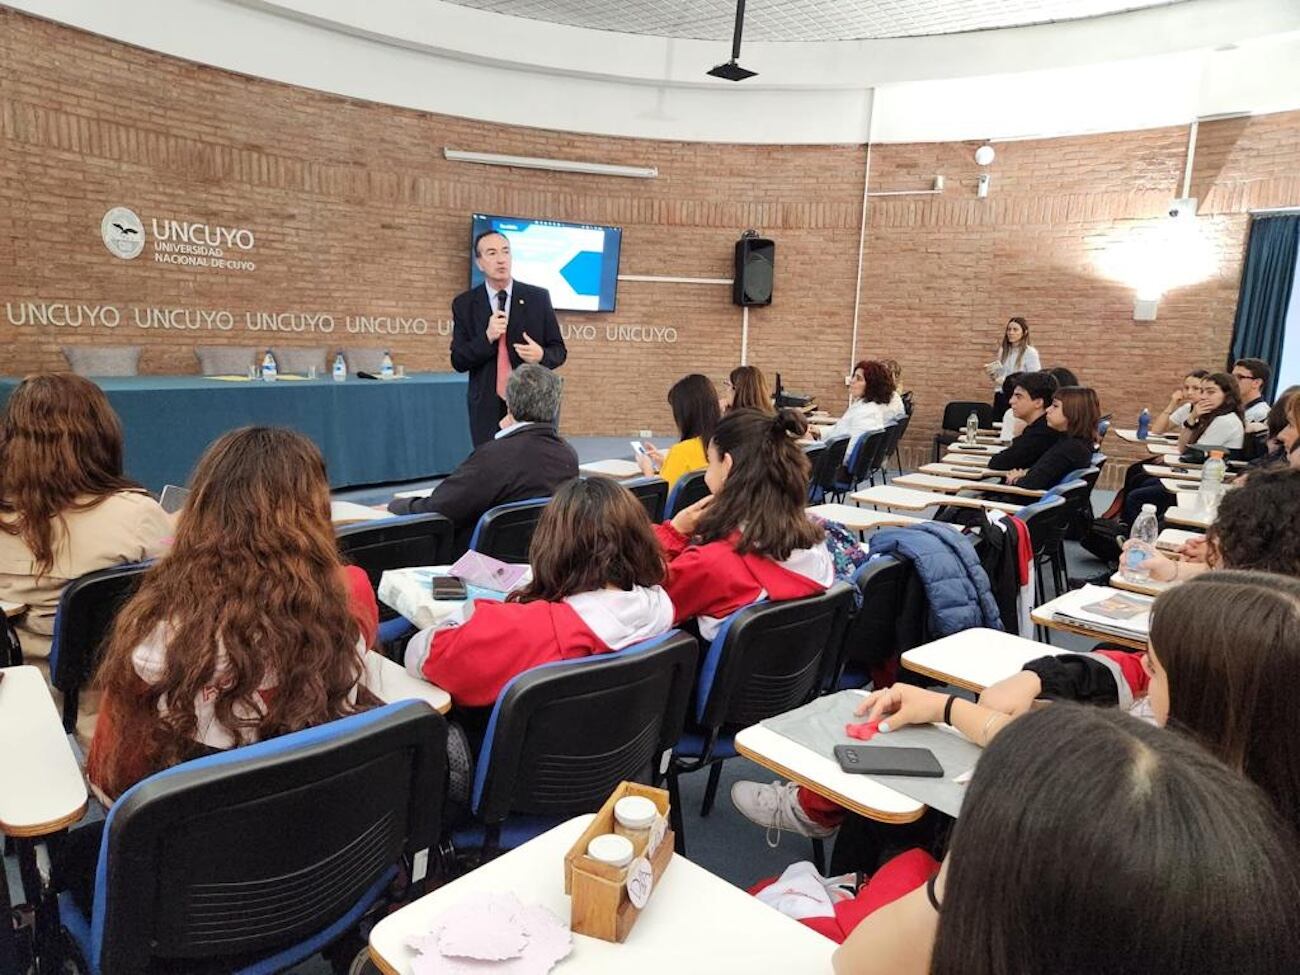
[654,521,690,559]
[1096,649,1150,699]
[343,565,380,649]
[660,542,763,625]
[420,601,602,708]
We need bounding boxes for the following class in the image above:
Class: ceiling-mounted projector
[707,0,757,81]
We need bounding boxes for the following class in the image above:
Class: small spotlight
[707,59,758,82]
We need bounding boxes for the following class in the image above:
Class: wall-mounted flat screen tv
[470,213,622,312]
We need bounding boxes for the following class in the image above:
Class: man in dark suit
[451,230,567,446]
[987,370,1062,472]
[388,363,578,553]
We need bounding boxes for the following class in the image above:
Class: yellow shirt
[659,437,707,490]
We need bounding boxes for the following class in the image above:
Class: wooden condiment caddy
[563,782,674,943]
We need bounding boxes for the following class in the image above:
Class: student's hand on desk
[855,684,949,733]
[1121,541,1177,581]
[1178,536,1208,563]
[513,332,544,363]
[1004,468,1028,485]
[979,671,1042,716]
[669,494,714,536]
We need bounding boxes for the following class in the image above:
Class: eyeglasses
[1232,371,1256,382]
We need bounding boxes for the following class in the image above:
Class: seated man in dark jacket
[986,370,1060,472]
[388,363,578,553]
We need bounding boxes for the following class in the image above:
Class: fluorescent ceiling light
[443,149,657,179]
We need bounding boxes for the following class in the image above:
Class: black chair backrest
[881,419,905,463]
[473,631,699,824]
[901,391,915,416]
[845,427,890,483]
[809,434,850,499]
[470,497,550,564]
[621,476,670,523]
[50,560,152,730]
[829,556,910,685]
[697,583,855,731]
[1017,495,1069,555]
[95,700,447,974]
[337,513,454,592]
[940,401,993,431]
[665,470,711,519]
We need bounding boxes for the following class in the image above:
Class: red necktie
[494,289,509,400]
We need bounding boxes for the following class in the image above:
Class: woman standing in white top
[985,318,1040,413]
[814,360,897,457]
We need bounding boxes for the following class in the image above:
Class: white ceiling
[438,0,1188,42]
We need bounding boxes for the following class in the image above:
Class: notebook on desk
[1050,585,1152,640]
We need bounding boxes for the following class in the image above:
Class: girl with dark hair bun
[406,476,672,708]
[636,374,721,489]
[833,704,1300,975]
[654,408,833,639]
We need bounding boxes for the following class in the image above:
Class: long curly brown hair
[93,427,368,797]
[0,373,141,576]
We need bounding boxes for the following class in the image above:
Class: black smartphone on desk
[431,575,468,600]
[833,744,944,778]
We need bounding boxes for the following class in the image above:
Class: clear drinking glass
[307,365,318,380]
[247,364,258,381]
[396,364,406,379]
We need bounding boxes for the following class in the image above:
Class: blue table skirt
[0,373,473,492]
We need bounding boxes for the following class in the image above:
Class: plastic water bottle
[381,350,394,379]
[1198,450,1227,514]
[965,411,979,446]
[332,352,346,383]
[1136,407,1150,440]
[261,349,277,382]
[1122,504,1160,582]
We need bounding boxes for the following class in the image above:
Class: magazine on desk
[1051,585,1153,640]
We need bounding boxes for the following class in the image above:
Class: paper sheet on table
[206,375,252,382]
[408,892,571,975]
[762,690,980,818]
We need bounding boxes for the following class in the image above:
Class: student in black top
[1002,386,1098,490]
[388,363,577,553]
[986,371,1060,473]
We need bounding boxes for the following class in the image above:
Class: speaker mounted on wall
[733,231,774,306]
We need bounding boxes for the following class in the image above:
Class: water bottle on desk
[261,349,277,382]
[332,352,347,383]
[381,350,395,379]
[1198,450,1226,514]
[965,411,978,446]
[1136,407,1150,440]
[1122,504,1159,582]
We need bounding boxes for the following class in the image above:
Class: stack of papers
[1050,585,1153,641]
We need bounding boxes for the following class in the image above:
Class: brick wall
[3,9,1300,460]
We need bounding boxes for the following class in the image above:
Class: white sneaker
[730,779,837,848]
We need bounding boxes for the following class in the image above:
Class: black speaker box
[733,236,775,306]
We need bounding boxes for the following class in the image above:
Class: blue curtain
[1229,214,1300,400]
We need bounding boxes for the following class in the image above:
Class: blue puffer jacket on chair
[868,523,1003,637]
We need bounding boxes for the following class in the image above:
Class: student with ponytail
[654,408,834,637]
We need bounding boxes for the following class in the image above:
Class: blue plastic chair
[664,470,711,520]
[468,497,551,563]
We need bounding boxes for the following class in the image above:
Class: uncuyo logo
[101,206,145,259]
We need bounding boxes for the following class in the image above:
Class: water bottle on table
[261,349,277,382]
[1136,407,1150,440]
[381,350,395,379]
[965,411,979,446]
[1122,504,1160,583]
[1198,450,1226,514]
[332,352,347,382]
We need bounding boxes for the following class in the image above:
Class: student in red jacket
[86,427,379,802]
[653,407,834,637]
[406,476,674,707]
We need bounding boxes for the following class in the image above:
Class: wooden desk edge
[898,659,984,694]
[1,798,89,838]
[368,947,401,975]
[734,739,926,825]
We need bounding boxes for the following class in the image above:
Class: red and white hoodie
[405,584,675,708]
[653,523,835,639]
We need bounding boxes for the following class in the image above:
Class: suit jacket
[986,414,1062,472]
[450,280,567,446]
[388,423,578,553]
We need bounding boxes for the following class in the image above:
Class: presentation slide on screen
[471,214,622,312]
